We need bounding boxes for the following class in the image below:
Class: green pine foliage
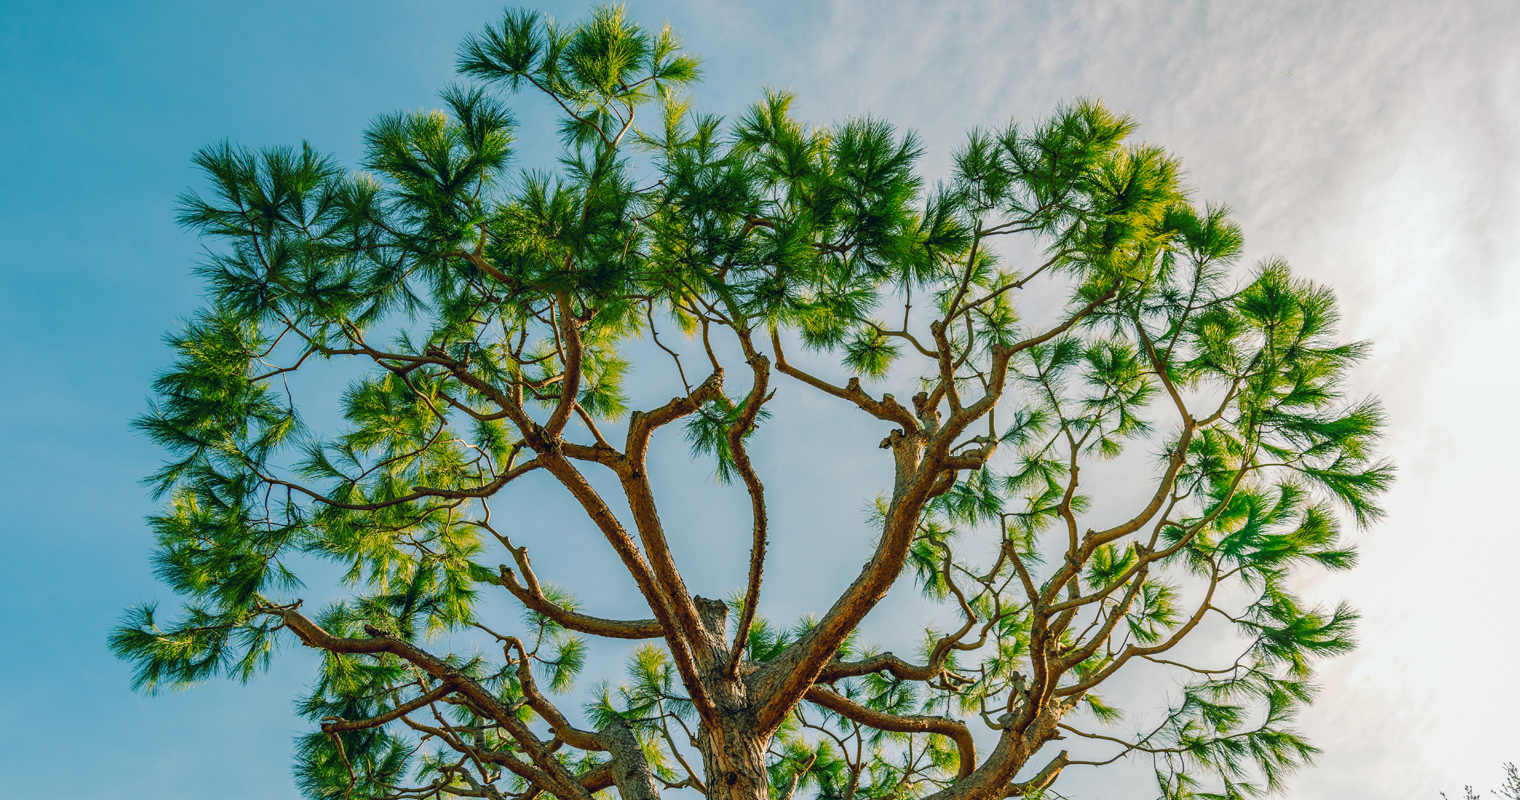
[113,6,1389,800]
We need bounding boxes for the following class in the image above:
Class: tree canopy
[114,6,1391,800]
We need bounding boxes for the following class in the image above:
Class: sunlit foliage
[114,6,1389,800]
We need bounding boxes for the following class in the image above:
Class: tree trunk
[699,719,771,800]
[692,596,772,800]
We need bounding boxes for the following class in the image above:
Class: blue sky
[3,1,1518,798]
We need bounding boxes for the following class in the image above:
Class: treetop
[115,6,1390,800]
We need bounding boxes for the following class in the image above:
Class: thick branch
[818,652,942,683]
[612,375,730,665]
[536,453,718,720]
[545,292,585,437]
[505,638,604,752]
[751,439,935,732]
[805,686,977,779]
[599,717,663,800]
[625,371,726,454]
[494,558,663,640]
[770,329,920,432]
[1004,751,1069,798]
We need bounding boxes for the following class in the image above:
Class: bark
[804,686,977,778]
[678,596,773,800]
[600,717,663,800]
[699,720,771,800]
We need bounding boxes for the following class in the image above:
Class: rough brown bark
[600,717,663,800]
[698,721,771,800]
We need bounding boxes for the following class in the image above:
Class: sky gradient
[2,1,1517,797]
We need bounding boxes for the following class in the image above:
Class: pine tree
[113,7,1391,800]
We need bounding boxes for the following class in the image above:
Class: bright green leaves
[1203,484,1360,581]
[149,480,305,607]
[512,584,591,694]
[1084,543,1139,592]
[316,526,482,638]
[1243,591,1359,678]
[179,142,393,329]
[1125,580,1181,645]
[934,468,1007,526]
[588,644,684,727]
[542,631,589,694]
[1123,479,1361,796]
[675,92,920,303]
[1147,669,1323,799]
[560,7,656,99]
[1080,337,1157,457]
[109,601,283,693]
[683,388,772,483]
[116,311,309,693]
[577,347,631,420]
[458,5,699,147]
[1236,260,1326,339]
[646,89,931,381]
[296,370,490,629]
[179,140,346,241]
[583,645,694,789]
[360,536,484,639]
[337,372,447,456]
[949,128,1013,218]
[117,312,306,694]
[1166,202,1244,267]
[1204,263,1394,526]
[1231,261,1365,399]
[456,8,542,88]
[788,284,880,351]
[1077,143,1184,272]
[842,327,902,379]
[363,87,515,259]
[906,520,956,600]
[733,89,825,192]
[486,154,646,301]
[955,99,1138,233]
[903,190,975,282]
[715,592,813,666]
[137,310,297,493]
[769,736,843,800]
[823,117,925,275]
[563,7,700,102]
[944,98,1189,309]
[295,726,412,800]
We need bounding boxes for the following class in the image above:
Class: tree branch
[805,686,977,779]
[265,607,594,800]
[321,678,459,733]
[493,561,664,640]
[727,352,772,678]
